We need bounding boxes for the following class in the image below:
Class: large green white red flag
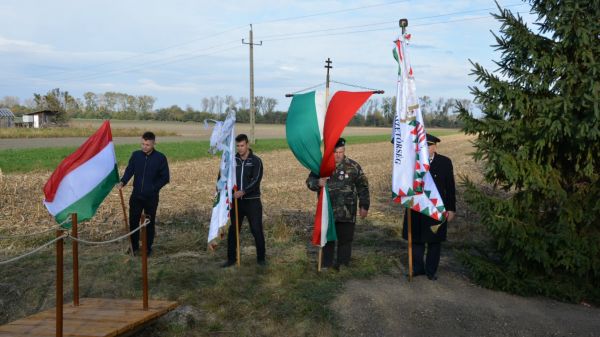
[207,114,236,248]
[287,90,372,246]
[392,34,447,222]
[43,120,119,227]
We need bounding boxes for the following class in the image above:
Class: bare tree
[0,96,20,108]
[238,96,249,110]
[225,95,237,111]
[201,97,210,112]
[254,96,265,115]
[264,98,277,114]
[215,95,224,117]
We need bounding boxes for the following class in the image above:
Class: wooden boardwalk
[0,298,178,337]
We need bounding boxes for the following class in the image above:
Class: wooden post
[71,213,79,307]
[234,191,241,267]
[118,189,129,232]
[407,208,413,282]
[141,215,149,311]
[56,230,64,337]
[242,24,262,144]
[317,248,322,272]
[119,189,134,256]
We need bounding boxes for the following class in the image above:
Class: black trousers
[322,221,355,267]
[129,195,158,253]
[227,198,265,262]
[412,242,441,277]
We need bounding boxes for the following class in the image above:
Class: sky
[0,0,536,110]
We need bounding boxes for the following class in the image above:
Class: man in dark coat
[306,138,370,270]
[402,134,456,280]
[222,134,266,267]
[119,131,170,256]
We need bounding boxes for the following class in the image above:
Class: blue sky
[0,0,535,110]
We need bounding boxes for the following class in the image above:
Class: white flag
[207,114,237,247]
[392,33,447,222]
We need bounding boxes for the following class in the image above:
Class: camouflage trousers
[322,221,355,268]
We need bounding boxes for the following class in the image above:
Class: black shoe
[257,260,267,266]
[427,274,438,281]
[221,261,236,268]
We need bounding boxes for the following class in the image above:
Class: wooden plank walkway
[0,298,178,337]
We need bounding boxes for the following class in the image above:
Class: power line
[262,14,509,42]
[260,3,527,41]
[2,25,248,82]
[53,5,526,82]
[1,3,527,86]
[4,0,412,81]
[53,42,241,82]
[254,0,410,25]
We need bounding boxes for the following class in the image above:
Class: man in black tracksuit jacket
[223,134,265,267]
[119,132,170,256]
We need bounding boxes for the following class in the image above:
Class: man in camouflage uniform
[306,138,370,269]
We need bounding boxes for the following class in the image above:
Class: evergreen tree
[458,1,600,302]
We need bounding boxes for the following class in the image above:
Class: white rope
[0,233,68,265]
[67,219,149,245]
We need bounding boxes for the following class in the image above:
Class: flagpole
[234,187,241,267]
[407,206,413,282]
[119,188,134,257]
[399,17,414,282]
[71,213,79,307]
[318,58,333,272]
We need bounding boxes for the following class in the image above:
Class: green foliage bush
[458,1,600,303]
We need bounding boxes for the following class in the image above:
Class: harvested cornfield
[0,134,480,247]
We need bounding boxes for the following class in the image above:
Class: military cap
[335,137,346,148]
[426,134,441,145]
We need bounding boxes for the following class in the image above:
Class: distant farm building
[0,108,15,128]
[23,110,58,128]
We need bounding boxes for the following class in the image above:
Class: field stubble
[0,134,484,336]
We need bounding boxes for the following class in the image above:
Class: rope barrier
[0,219,149,265]
[0,233,68,265]
[67,219,149,245]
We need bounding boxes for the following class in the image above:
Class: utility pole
[242,24,262,144]
[324,58,332,106]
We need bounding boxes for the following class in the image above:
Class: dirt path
[332,269,600,337]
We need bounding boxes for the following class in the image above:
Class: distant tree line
[0,89,473,127]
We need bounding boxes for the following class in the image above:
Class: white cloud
[137,79,199,93]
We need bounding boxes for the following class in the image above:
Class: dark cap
[335,137,346,148]
[426,134,441,145]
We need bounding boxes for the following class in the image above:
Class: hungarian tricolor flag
[286,90,372,246]
[392,33,447,222]
[43,121,119,227]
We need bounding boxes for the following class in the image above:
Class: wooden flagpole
[234,188,241,267]
[397,18,414,282]
[318,58,333,272]
[119,189,134,256]
[140,213,148,310]
[71,213,79,307]
[407,207,413,282]
[56,229,64,337]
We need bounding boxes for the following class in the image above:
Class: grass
[0,209,400,336]
[0,130,459,174]
[0,127,177,139]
